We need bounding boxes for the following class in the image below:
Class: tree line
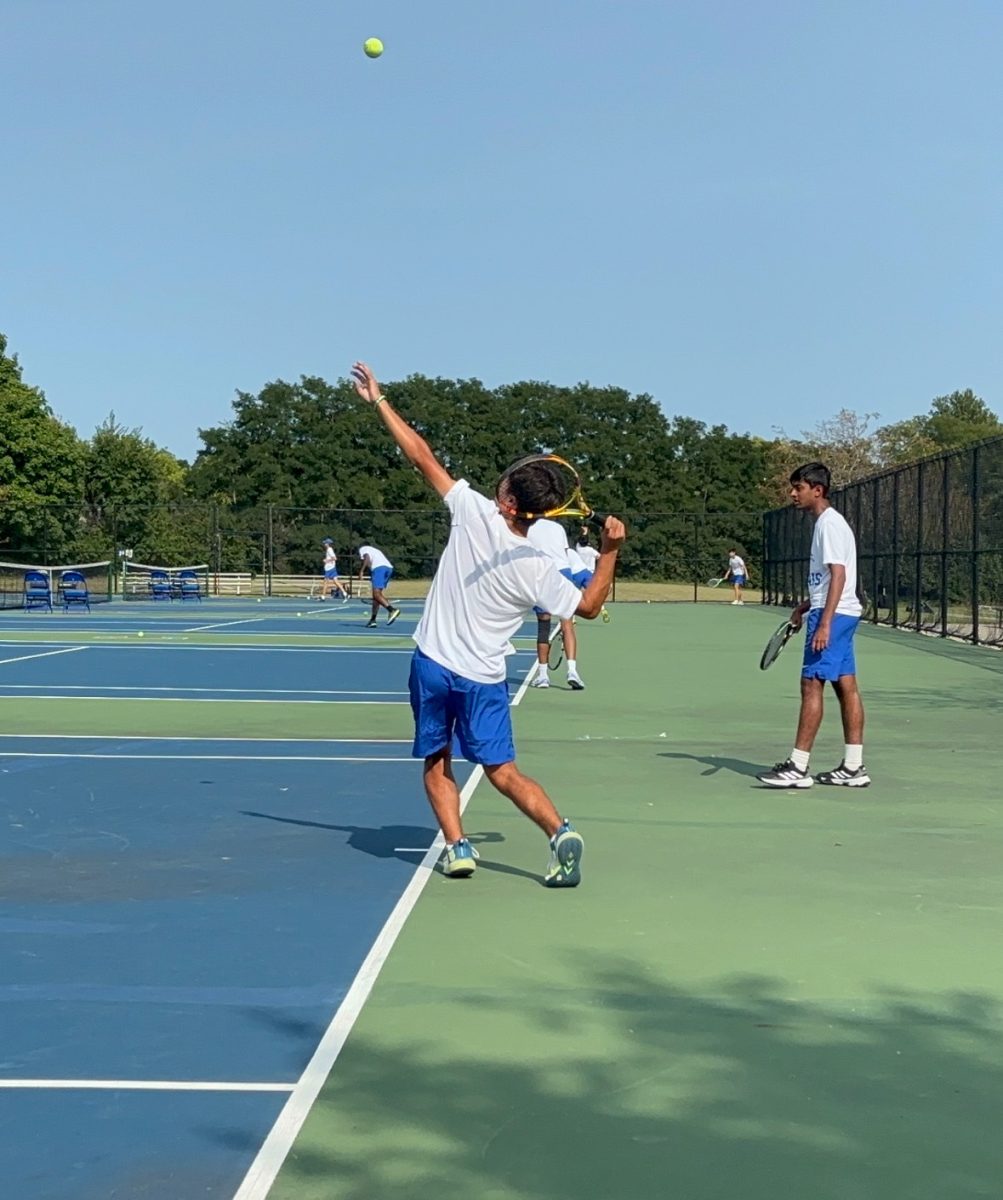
[2,330,1000,579]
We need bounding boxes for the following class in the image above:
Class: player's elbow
[575,597,601,620]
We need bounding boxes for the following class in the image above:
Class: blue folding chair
[23,570,53,612]
[177,569,202,601]
[60,570,91,612]
[149,569,173,601]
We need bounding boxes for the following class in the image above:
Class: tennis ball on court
[363,37,384,58]
[137,631,144,638]
[296,611,302,616]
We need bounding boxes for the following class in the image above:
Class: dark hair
[500,459,568,519]
[577,529,591,547]
[789,461,831,496]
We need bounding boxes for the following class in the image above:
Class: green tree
[876,390,1002,465]
[0,333,86,561]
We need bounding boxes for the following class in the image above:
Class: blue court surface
[0,597,536,1197]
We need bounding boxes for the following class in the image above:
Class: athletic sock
[791,749,810,772]
[567,659,577,673]
[844,744,863,770]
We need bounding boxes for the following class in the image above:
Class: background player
[319,538,349,601]
[358,543,401,627]
[726,548,749,605]
[529,517,587,690]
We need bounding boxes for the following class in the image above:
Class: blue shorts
[802,610,859,681]
[324,568,339,580]
[732,574,746,587]
[371,566,393,590]
[409,649,514,766]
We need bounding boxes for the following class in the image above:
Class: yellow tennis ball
[363,37,384,58]
[137,631,145,637]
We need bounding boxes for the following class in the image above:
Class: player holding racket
[351,361,625,886]
[528,517,587,690]
[757,462,869,788]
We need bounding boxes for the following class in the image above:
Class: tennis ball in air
[363,37,384,58]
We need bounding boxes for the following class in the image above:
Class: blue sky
[3,0,1002,462]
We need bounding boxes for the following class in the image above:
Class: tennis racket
[759,620,799,670]
[497,453,608,528]
[547,628,564,672]
[707,577,724,588]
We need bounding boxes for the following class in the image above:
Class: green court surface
[269,604,1003,1200]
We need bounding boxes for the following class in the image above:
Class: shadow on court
[259,962,1003,1200]
[658,751,763,778]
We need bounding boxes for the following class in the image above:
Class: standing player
[576,528,600,575]
[725,548,749,605]
[319,538,349,602]
[350,360,625,886]
[528,518,589,690]
[757,462,869,788]
[358,543,401,627]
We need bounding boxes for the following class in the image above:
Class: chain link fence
[762,435,1003,646]
[2,503,765,598]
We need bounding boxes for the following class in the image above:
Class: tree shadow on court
[226,959,1003,1200]
[240,810,505,865]
[658,751,763,778]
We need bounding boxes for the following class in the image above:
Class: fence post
[972,446,981,646]
[266,504,274,597]
[940,458,949,638]
[914,463,924,631]
[890,471,900,629]
[692,513,699,603]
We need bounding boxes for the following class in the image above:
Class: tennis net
[122,561,209,600]
[0,560,114,609]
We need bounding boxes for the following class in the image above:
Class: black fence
[762,435,1003,647]
[1,502,764,596]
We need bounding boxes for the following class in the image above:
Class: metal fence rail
[762,435,1003,647]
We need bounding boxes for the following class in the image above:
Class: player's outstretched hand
[600,516,626,553]
[351,361,382,405]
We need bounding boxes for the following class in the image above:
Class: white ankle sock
[567,659,577,673]
[844,744,863,770]
[791,749,810,772]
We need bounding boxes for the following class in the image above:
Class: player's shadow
[658,752,762,779]
[241,811,504,865]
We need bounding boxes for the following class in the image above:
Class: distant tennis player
[576,528,600,575]
[528,518,589,690]
[726,548,749,605]
[757,462,869,789]
[350,360,625,886]
[358,543,401,627]
[320,538,349,601]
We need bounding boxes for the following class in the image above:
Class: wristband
[374,394,387,407]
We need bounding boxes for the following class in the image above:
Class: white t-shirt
[808,507,862,616]
[566,546,589,575]
[527,517,569,565]
[415,481,583,684]
[323,547,337,571]
[576,544,599,572]
[728,554,746,577]
[358,544,392,571]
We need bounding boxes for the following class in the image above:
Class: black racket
[547,627,564,672]
[759,620,799,670]
[497,453,608,529]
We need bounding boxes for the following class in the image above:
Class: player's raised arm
[351,361,455,498]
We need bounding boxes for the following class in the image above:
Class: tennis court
[3,600,1003,1198]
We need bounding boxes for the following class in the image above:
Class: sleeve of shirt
[819,521,853,568]
[443,479,495,525]
[536,562,583,621]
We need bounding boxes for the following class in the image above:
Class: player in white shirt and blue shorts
[350,361,625,886]
[319,539,349,601]
[358,543,401,628]
[758,462,870,789]
[725,549,748,605]
[528,517,588,691]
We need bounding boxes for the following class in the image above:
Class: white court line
[0,753,417,762]
[234,655,539,1200]
[183,618,269,633]
[0,734,411,744]
[0,685,409,697]
[0,646,88,666]
[0,1079,292,1093]
[0,695,408,706]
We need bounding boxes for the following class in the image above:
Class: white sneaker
[731,600,740,605]
[530,673,550,689]
[567,671,585,691]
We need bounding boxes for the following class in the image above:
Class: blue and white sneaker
[545,820,584,888]
[442,838,479,878]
